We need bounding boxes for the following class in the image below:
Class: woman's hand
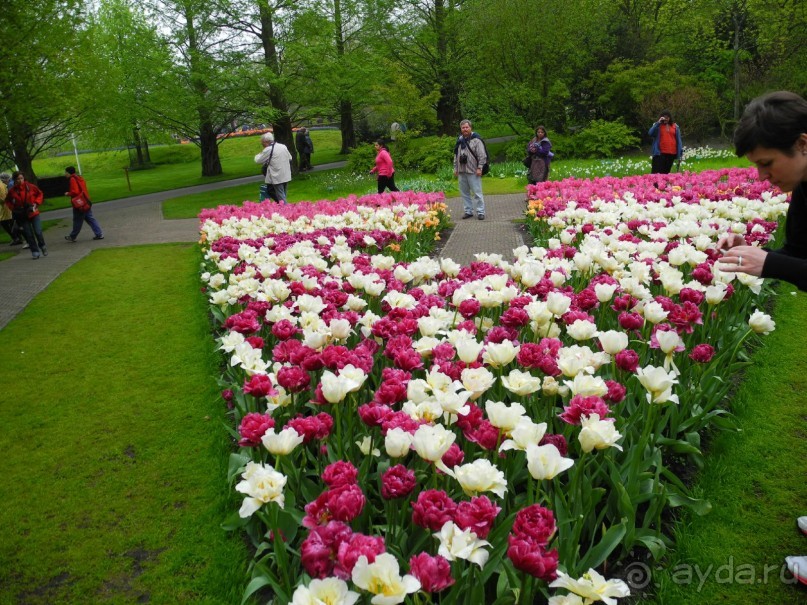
[716,233,746,252]
[716,245,767,277]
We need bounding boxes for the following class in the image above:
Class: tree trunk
[436,80,462,135]
[339,100,356,153]
[433,0,462,135]
[132,126,145,167]
[258,0,298,172]
[732,11,742,121]
[199,122,222,177]
[10,126,35,182]
[333,0,355,153]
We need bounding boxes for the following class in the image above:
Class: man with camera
[648,110,683,174]
[454,119,487,220]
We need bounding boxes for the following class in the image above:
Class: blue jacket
[648,121,683,158]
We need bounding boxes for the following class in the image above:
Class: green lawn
[0,244,250,605]
[29,130,348,212]
[647,285,807,604]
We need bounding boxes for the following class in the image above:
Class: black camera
[459,153,468,164]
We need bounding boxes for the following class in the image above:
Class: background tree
[389,0,466,135]
[85,0,175,165]
[461,0,612,134]
[219,0,300,168]
[0,0,89,180]
[288,0,387,153]
[142,0,253,176]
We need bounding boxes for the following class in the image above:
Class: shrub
[398,136,455,174]
[346,143,377,173]
[570,120,640,158]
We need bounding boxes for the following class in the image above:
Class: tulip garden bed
[199,173,790,604]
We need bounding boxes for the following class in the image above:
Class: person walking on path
[0,172,23,245]
[526,125,553,185]
[296,127,314,171]
[648,110,683,174]
[370,139,400,194]
[6,171,46,259]
[454,119,487,220]
[64,166,104,242]
[255,132,292,203]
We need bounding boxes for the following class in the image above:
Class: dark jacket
[762,181,807,291]
[296,131,314,154]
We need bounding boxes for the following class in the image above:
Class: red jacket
[68,174,91,206]
[371,148,395,177]
[6,182,44,218]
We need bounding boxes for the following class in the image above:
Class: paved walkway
[0,171,527,330]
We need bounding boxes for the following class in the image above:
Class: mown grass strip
[0,244,250,605]
[650,285,807,604]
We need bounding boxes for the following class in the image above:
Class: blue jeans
[69,207,103,239]
[458,172,485,216]
[21,215,45,253]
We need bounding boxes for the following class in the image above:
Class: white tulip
[384,427,414,458]
[352,553,420,604]
[435,521,490,568]
[412,424,455,462]
[578,414,623,453]
[748,309,775,335]
[526,443,574,480]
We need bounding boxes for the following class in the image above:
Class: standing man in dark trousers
[648,110,683,174]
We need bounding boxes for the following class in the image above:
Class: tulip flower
[235,461,287,517]
[578,414,623,453]
[549,568,630,605]
[434,521,490,568]
[526,443,575,480]
[352,553,420,605]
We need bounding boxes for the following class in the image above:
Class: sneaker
[93,235,104,240]
[23,243,30,249]
[462,213,473,220]
[785,555,807,585]
[31,251,40,259]
[798,516,807,536]
[478,215,485,220]
[10,240,22,246]
[65,235,76,242]
[41,246,48,256]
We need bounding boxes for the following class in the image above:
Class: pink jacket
[371,148,395,177]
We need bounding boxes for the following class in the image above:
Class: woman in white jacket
[255,132,292,203]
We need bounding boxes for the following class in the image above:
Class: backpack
[455,133,490,176]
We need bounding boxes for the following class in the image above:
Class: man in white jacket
[255,131,292,203]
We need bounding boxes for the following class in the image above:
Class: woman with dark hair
[526,126,553,184]
[717,93,807,589]
[5,171,46,259]
[718,91,807,292]
[648,110,683,174]
[370,139,399,194]
[64,166,104,242]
